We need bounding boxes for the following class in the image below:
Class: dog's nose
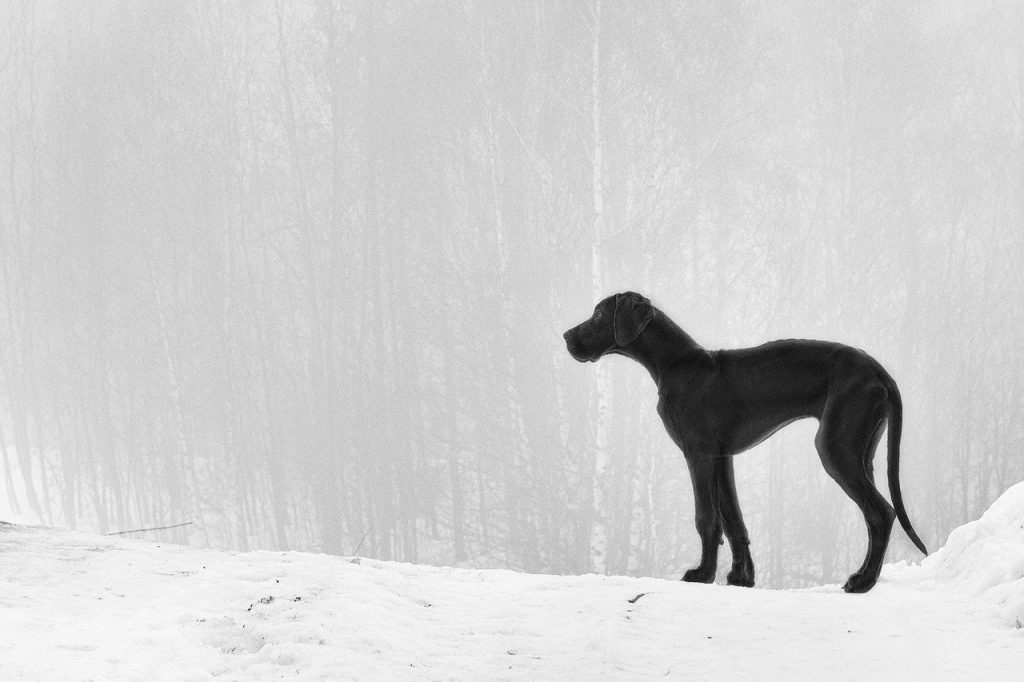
[563,330,572,340]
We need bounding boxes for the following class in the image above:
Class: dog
[563,291,927,593]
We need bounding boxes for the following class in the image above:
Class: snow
[2,485,1024,680]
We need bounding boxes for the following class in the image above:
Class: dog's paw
[726,554,755,587]
[726,569,754,588]
[681,567,716,584]
[842,572,877,593]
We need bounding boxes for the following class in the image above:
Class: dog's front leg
[682,455,721,583]
[716,456,755,587]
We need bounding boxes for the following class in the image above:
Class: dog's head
[563,291,655,362]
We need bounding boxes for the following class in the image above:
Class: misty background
[1,0,1021,588]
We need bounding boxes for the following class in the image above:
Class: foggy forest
[1,0,1022,589]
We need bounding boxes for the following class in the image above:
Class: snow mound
[921,480,1024,625]
[927,481,1024,590]
[884,479,1024,629]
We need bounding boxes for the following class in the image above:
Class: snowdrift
[885,480,1024,628]
[2,484,1024,680]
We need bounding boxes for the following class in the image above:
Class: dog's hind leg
[814,390,895,593]
[863,418,885,484]
[716,456,755,587]
[682,455,721,584]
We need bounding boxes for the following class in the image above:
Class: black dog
[563,291,927,593]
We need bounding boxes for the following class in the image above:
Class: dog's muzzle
[563,328,595,362]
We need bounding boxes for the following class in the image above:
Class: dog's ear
[613,292,654,346]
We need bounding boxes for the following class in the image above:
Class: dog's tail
[885,380,928,555]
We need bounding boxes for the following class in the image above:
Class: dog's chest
[656,392,716,453]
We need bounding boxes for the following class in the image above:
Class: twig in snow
[107,521,193,536]
[352,530,371,555]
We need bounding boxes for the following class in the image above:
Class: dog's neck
[616,309,708,388]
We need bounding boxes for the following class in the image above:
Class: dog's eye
[594,310,602,320]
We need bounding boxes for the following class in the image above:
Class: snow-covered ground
[2,484,1023,681]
